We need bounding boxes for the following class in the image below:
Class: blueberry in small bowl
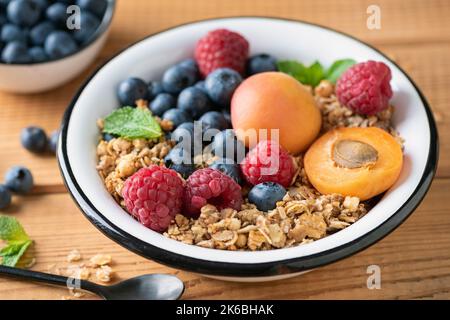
[0,0,116,94]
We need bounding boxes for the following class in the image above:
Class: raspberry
[336,60,393,115]
[122,165,184,232]
[195,28,249,77]
[241,140,295,188]
[183,168,243,218]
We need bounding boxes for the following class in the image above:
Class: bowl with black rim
[58,17,438,282]
[0,0,116,94]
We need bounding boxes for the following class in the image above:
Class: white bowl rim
[58,16,439,278]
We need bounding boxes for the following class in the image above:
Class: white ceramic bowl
[0,0,116,94]
[58,17,438,282]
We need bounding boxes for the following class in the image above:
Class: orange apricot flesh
[231,72,322,154]
[304,127,403,201]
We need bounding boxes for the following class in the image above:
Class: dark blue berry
[73,11,100,43]
[44,31,78,59]
[169,163,196,179]
[177,87,212,119]
[147,81,164,100]
[2,41,31,63]
[33,0,49,10]
[102,132,115,142]
[247,54,278,75]
[164,146,192,166]
[117,77,148,106]
[30,21,55,46]
[194,81,207,93]
[162,108,192,128]
[211,129,246,163]
[222,110,231,123]
[248,182,287,211]
[205,68,242,109]
[76,0,107,17]
[7,0,41,27]
[48,130,60,154]
[0,0,11,10]
[0,185,12,210]
[162,64,197,94]
[46,2,68,27]
[199,111,230,132]
[29,46,48,62]
[1,24,27,43]
[171,122,202,154]
[4,166,34,194]
[210,160,242,185]
[178,58,198,71]
[0,14,7,26]
[21,126,48,153]
[149,93,175,117]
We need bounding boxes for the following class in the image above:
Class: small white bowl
[58,17,438,282]
[0,0,116,94]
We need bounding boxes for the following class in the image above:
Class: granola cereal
[96,80,399,251]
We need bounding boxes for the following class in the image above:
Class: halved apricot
[304,127,403,200]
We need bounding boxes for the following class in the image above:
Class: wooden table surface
[0,0,449,300]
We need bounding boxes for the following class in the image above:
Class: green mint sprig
[277,58,356,87]
[0,216,33,267]
[103,107,162,140]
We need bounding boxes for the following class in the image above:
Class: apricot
[231,72,322,154]
[304,127,403,200]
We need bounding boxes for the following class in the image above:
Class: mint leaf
[277,60,324,87]
[0,216,32,267]
[103,107,162,140]
[325,59,356,83]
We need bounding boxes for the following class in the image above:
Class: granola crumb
[67,249,82,262]
[89,254,112,266]
[95,265,114,283]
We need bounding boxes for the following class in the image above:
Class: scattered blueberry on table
[4,166,34,195]
[21,126,48,154]
[0,184,12,210]
[0,0,108,64]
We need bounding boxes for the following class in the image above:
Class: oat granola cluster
[96,80,399,251]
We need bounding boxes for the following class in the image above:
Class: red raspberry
[336,60,393,115]
[183,168,243,218]
[195,28,249,77]
[122,165,184,232]
[241,140,295,188]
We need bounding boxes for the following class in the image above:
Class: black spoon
[0,265,184,300]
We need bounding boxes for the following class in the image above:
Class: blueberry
[46,2,68,27]
[169,163,196,179]
[177,87,212,119]
[222,110,231,123]
[164,146,192,166]
[4,166,34,194]
[199,111,230,132]
[30,21,55,46]
[0,0,11,10]
[147,81,164,100]
[194,81,207,93]
[248,182,287,211]
[162,108,192,128]
[33,0,49,10]
[210,160,242,185]
[205,68,242,109]
[76,0,107,17]
[1,41,31,63]
[162,64,197,94]
[211,130,245,163]
[21,126,48,153]
[0,14,7,26]
[48,130,60,154]
[117,77,148,106]
[1,24,27,43]
[0,185,12,210]
[171,122,194,143]
[102,132,115,142]
[44,31,78,59]
[247,54,277,75]
[73,11,100,43]
[149,93,175,117]
[178,58,198,73]
[171,122,202,154]
[28,46,48,62]
[7,0,41,27]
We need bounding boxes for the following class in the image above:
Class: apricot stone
[304,127,403,201]
[231,72,322,154]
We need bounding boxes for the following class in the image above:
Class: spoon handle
[0,265,102,296]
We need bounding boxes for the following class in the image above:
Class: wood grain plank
[0,178,449,300]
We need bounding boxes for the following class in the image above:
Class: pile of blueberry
[0,166,34,209]
[0,0,107,64]
[21,126,59,154]
[115,55,276,181]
